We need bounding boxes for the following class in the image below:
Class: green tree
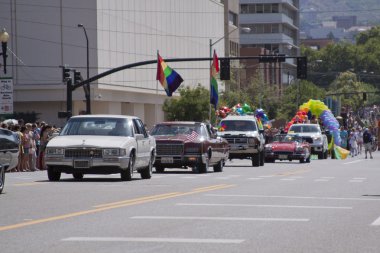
[162,84,211,122]
[279,80,326,120]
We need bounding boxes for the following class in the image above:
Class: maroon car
[264,134,311,163]
[150,122,229,173]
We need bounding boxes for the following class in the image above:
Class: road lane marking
[247,178,263,180]
[131,216,310,222]
[176,203,352,209]
[314,179,330,182]
[280,178,296,181]
[62,237,244,244]
[206,194,380,201]
[371,216,380,226]
[343,160,363,165]
[0,184,234,232]
[349,180,364,183]
[13,182,45,187]
[353,178,366,180]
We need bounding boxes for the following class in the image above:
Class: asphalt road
[1,152,380,253]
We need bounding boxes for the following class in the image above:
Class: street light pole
[0,28,10,74]
[78,24,91,114]
[209,26,251,120]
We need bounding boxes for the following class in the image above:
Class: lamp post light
[0,28,10,74]
[78,24,91,114]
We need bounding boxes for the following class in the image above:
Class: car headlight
[265,145,272,151]
[313,137,322,142]
[296,147,304,152]
[248,137,257,145]
[103,148,126,157]
[46,148,64,155]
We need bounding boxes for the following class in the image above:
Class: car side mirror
[135,133,144,140]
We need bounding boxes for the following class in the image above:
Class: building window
[228,11,238,26]
[272,4,279,13]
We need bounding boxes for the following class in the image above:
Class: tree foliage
[162,84,211,122]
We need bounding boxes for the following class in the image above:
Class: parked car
[0,128,19,194]
[45,115,156,181]
[150,122,229,173]
[264,134,311,163]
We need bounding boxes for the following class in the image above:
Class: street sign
[0,77,13,114]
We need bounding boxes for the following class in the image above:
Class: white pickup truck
[217,115,265,167]
[287,123,328,159]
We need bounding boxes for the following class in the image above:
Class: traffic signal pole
[63,55,306,121]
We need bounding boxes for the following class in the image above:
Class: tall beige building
[0,0,225,127]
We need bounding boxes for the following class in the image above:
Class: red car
[150,122,229,173]
[264,134,311,163]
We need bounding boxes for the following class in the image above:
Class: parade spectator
[356,128,363,155]
[340,126,348,149]
[20,126,30,171]
[38,125,53,170]
[349,130,358,157]
[363,128,373,159]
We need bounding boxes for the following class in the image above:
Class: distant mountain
[300,0,380,26]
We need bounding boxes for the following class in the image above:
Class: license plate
[161,157,173,163]
[74,160,90,168]
[279,155,288,160]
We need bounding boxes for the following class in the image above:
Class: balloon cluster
[320,110,341,146]
[255,108,269,130]
[216,103,253,118]
[286,99,342,146]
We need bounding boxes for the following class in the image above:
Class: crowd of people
[1,119,58,172]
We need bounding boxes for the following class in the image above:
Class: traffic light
[62,67,71,81]
[297,57,307,79]
[74,70,82,84]
[363,92,367,101]
[220,58,230,80]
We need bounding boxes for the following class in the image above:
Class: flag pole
[209,39,212,122]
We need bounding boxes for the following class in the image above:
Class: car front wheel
[47,166,61,181]
[121,153,134,181]
[140,153,154,179]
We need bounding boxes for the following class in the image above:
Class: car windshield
[60,118,132,137]
[220,120,257,131]
[289,125,320,133]
[150,124,200,136]
[272,134,301,143]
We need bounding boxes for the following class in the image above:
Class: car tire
[213,160,223,173]
[155,166,165,173]
[252,153,260,167]
[47,166,61,181]
[121,153,134,181]
[299,158,305,163]
[73,173,83,180]
[140,153,153,179]
[259,150,265,166]
[0,166,5,194]
[306,156,311,163]
[323,150,328,159]
[318,152,323,159]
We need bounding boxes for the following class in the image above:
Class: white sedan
[45,115,156,181]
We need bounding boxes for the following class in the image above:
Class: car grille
[273,151,293,155]
[65,148,103,158]
[225,137,248,144]
[156,144,184,156]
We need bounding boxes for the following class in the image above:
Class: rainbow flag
[156,53,183,97]
[210,50,219,109]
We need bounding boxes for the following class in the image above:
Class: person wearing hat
[363,128,373,159]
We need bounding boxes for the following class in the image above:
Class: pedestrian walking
[363,128,373,159]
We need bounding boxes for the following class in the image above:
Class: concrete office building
[0,0,225,127]
[239,0,300,91]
